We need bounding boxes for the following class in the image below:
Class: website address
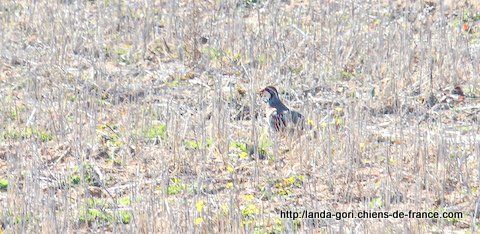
[280,210,463,220]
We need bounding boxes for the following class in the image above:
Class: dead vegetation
[0,0,479,232]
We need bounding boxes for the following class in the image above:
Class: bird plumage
[259,86,305,134]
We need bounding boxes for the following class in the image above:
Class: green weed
[2,127,53,142]
[144,124,167,140]
[184,138,213,150]
[0,179,8,190]
[167,178,185,195]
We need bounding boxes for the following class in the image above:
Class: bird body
[259,86,305,135]
[267,108,304,132]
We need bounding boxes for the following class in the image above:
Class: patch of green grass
[167,78,180,87]
[452,18,462,28]
[184,138,213,150]
[9,109,19,120]
[70,175,81,185]
[473,13,480,22]
[68,163,97,186]
[2,127,53,142]
[230,135,270,160]
[369,197,383,209]
[79,208,113,224]
[68,94,77,102]
[0,179,8,190]
[115,44,131,64]
[229,141,250,159]
[8,104,26,120]
[97,124,123,147]
[118,210,132,224]
[38,131,53,142]
[271,175,304,196]
[167,178,185,195]
[3,128,29,140]
[14,213,32,225]
[224,49,243,65]
[258,132,272,158]
[241,204,259,219]
[202,47,224,61]
[85,198,107,207]
[230,141,248,153]
[340,70,354,80]
[462,11,480,22]
[144,124,167,140]
[184,140,199,150]
[272,218,286,233]
[79,198,133,224]
[117,197,131,206]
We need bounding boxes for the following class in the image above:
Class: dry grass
[0,0,480,232]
